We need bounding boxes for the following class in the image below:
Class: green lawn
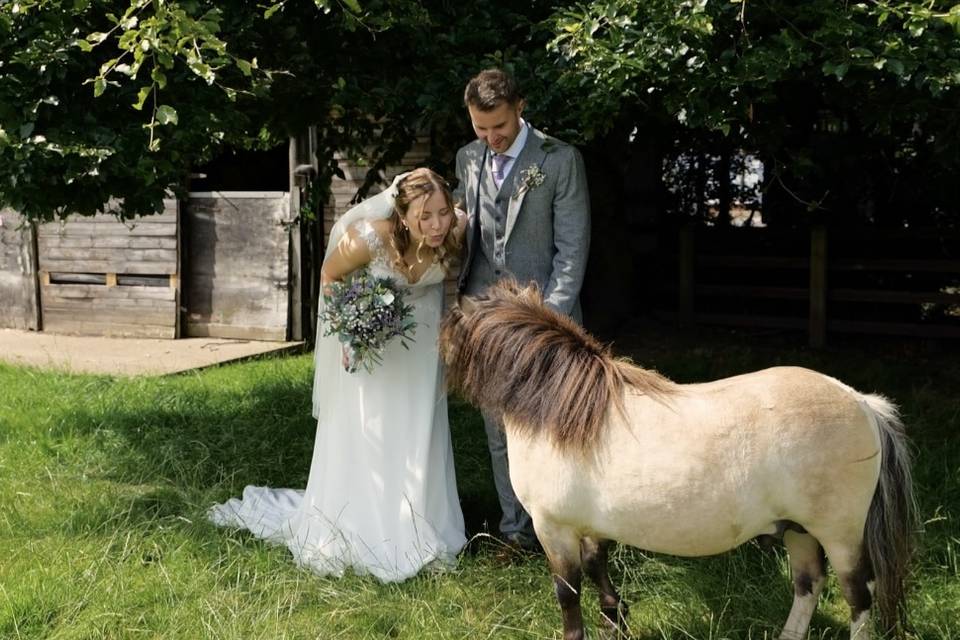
[1,325,957,639]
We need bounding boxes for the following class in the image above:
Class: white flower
[516,165,546,197]
[379,292,395,306]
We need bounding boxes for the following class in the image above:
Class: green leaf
[264,3,283,19]
[342,0,361,13]
[133,85,151,110]
[236,59,252,76]
[822,61,849,80]
[151,68,167,89]
[886,58,905,77]
[156,105,178,126]
[94,77,107,97]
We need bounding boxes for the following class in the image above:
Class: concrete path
[0,328,304,376]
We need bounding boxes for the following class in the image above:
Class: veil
[311,172,409,419]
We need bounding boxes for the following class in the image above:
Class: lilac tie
[491,153,510,190]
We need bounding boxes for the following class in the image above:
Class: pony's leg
[822,540,875,640]
[778,530,827,640]
[538,522,586,640]
[581,537,628,635]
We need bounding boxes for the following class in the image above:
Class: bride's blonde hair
[390,168,461,275]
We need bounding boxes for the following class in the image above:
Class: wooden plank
[50,273,106,285]
[43,283,176,300]
[657,311,807,331]
[116,274,172,287]
[106,273,118,287]
[809,225,828,348]
[38,236,178,250]
[828,319,960,338]
[695,312,808,330]
[699,255,810,269]
[37,222,176,237]
[831,259,960,273]
[695,284,809,300]
[39,247,177,262]
[41,295,176,309]
[37,260,177,275]
[829,288,960,305]
[54,209,179,225]
[186,321,287,342]
[42,316,175,338]
[41,307,175,326]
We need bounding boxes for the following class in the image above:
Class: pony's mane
[440,280,676,452]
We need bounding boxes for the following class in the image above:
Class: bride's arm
[320,225,372,293]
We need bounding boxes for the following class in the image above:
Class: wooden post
[809,224,828,348]
[288,135,304,341]
[24,221,41,330]
[679,224,695,324]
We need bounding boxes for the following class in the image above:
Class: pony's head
[440,279,674,452]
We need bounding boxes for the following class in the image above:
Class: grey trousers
[482,409,536,543]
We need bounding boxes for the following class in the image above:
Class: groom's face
[468,99,524,155]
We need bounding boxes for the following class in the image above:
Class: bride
[209,168,468,582]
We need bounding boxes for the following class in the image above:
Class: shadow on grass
[43,357,503,541]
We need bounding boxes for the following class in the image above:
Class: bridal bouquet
[320,269,417,373]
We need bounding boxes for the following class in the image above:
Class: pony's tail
[860,394,917,637]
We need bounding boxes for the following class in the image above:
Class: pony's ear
[459,294,480,316]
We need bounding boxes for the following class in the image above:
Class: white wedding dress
[209,218,466,582]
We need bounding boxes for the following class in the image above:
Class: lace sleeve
[350,219,389,268]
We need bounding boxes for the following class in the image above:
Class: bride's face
[404,190,454,248]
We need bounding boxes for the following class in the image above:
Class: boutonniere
[516,165,546,197]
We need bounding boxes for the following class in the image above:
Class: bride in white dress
[209,169,467,582]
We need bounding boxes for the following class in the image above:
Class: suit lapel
[465,143,487,262]
[504,128,546,245]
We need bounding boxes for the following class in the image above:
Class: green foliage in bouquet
[320,269,416,374]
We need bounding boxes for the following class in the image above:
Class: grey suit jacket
[453,127,590,319]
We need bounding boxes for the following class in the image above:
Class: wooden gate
[182,192,292,341]
[34,201,180,338]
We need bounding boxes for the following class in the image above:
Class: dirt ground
[0,328,303,376]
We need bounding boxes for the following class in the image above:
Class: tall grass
[0,325,957,639]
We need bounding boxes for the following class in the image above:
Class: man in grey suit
[453,68,591,550]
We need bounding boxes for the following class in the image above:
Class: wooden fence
[36,201,180,338]
[667,224,960,346]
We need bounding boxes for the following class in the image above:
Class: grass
[0,323,958,639]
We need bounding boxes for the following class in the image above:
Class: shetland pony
[439,280,915,640]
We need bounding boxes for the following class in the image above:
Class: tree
[547,0,960,227]
[0,0,569,222]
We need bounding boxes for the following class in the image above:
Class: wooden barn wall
[182,192,291,341]
[35,200,179,338]
[0,210,40,331]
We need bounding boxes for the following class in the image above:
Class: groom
[453,68,591,550]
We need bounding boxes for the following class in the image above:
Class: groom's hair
[464,69,523,111]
